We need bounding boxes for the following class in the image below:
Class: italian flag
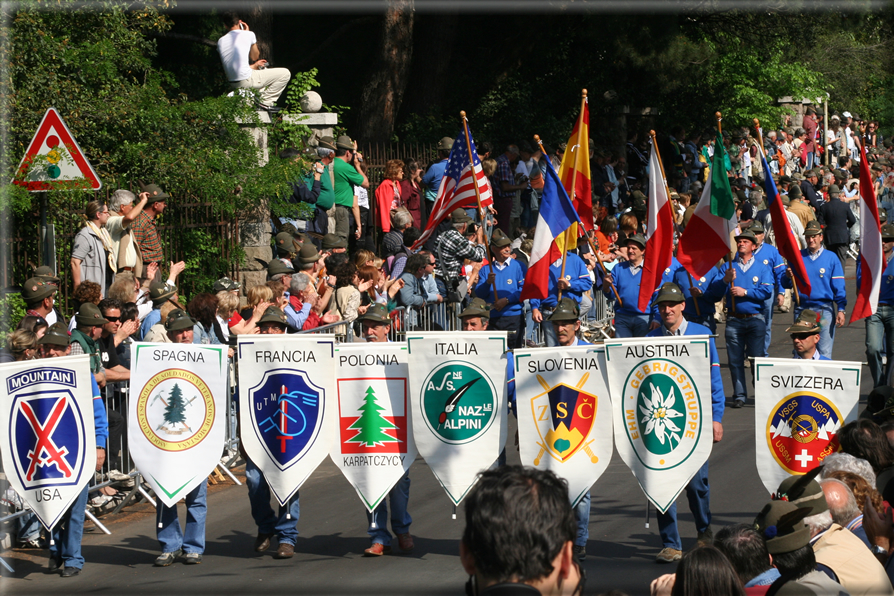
[677,130,738,278]
[639,141,674,312]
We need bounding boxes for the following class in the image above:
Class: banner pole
[717,111,736,312]
[460,110,498,301]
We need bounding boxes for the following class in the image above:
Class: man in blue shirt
[646,283,724,563]
[672,265,725,334]
[603,233,659,338]
[475,228,525,348]
[862,223,894,386]
[782,220,847,359]
[786,309,831,361]
[720,229,774,408]
[421,137,453,207]
[750,222,786,355]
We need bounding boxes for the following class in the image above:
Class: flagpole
[459,110,499,301]
[754,117,800,307]
[717,111,736,312]
[648,129,698,316]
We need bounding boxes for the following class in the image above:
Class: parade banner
[604,336,713,513]
[332,343,416,512]
[0,356,95,530]
[753,358,860,494]
[129,343,227,508]
[238,336,336,506]
[407,332,508,505]
[514,346,613,506]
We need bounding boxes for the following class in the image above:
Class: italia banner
[129,343,227,508]
[753,357,860,493]
[406,332,508,505]
[333,343,416,512]
[238,336,336,506]
[0,356,96,530]
[604,336,713,513]
[514,345,613,506]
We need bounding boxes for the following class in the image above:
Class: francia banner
[604,336,713,513]
[238,336,336,506]
[129,343,227,508]
[753,358,860,494]
[406,332,508,505]
[514,345,613,506]
[0,356,95,530]
[332,343,416,512]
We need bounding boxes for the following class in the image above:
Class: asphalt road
[2,258,877,596]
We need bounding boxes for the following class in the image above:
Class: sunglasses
[104,316,120,322]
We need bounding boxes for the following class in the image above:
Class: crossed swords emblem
[19,398,74,481]
[533,373,599,466]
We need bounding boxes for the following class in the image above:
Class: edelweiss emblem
[639,382,683,447]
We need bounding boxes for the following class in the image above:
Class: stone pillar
[282,112,339,146]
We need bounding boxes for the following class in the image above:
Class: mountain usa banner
[0,355,95,530]
[238,336,337,506]
[603,336,714,513]
[129,343,227,508]
[332,343,416,512]
[514,345,613,506]
[406,332,508,505]
[753,357,860,494]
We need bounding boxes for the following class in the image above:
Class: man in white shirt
[217,12,290,110]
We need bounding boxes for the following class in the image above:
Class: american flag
[412,130,493,249]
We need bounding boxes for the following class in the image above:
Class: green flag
[710,130,736,219]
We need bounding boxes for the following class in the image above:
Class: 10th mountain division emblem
[767,392,842,474]
[622,359,702,469]
[421,361,497,444]
[136,369,215,452]
[530,373,599,464]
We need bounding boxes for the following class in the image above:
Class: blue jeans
[657,462,711,550]
[762,292,777,355]
[245,459,300,545]
[795,305,835,359]
[866,305,894,388]
[615,311,650,338]
[367,472,412,546]
[688,313,717,335]
[806,152,816,170]
[49,484,89,570]
[725,315,767,402]
[574,491,591,547]
[156,480,207,554]
[543,315,558,347]
[524,301,539,343]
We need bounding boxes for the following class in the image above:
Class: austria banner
[677,130,738,278]
[406,332,508,505]
[129,343,227,508]
[333,343,416,512]
[514,346,612,506]
[753,358,860,494]
[238,336,336,506]
[0,356,96,530]
[604,336,713,512]
[639,140,674,312]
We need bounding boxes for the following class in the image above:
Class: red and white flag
[639,142,674,311]
[850,142,883,323]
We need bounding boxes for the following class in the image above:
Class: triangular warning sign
[12,107,102,191]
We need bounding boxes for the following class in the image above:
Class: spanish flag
[558,93,594,232]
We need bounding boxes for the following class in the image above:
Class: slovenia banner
[753,358,860,494]
[0,356,95,530]
[238,336,336,506]
[604,336,713,513]
[129,343,227,508]
[407,332,508,505]
[333,343,416,512]
[514,346,613,506]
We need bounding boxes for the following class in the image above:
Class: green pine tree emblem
[160,383,191,435]
[346,386,399,447]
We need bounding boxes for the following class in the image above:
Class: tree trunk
[248,2,274,64]
[400,13,457,121]
[357,0,414,142]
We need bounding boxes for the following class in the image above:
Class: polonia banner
[332,343,416,512]
[238,336,336,506]
[850,141,883,323]
[677,130,738,278]
[639,140,674,312]
[753,358,859,493]
[603,336,714,512]
[0,356,96,530]
[514,345,612,506]
[406,332,508,505]
[129,343,228,508]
